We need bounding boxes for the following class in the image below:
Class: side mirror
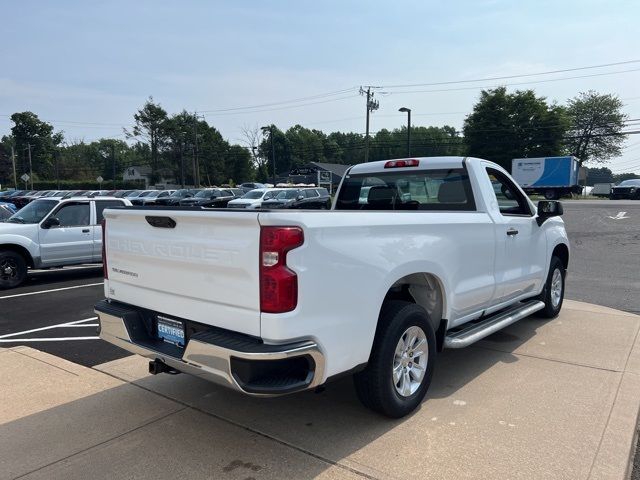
[297,195,305,201]
[536,201,563,226]
[42,217,60,229]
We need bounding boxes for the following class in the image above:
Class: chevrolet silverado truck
[0,196,131,288]
[95,156,569,417]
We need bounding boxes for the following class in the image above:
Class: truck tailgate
[103,208,261,337]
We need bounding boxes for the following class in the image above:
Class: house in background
[122,166,177,189]
[287,162,351,191]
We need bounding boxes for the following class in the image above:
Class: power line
[375,60,640,89]
[198,88,358,113]
[385,68,640,95]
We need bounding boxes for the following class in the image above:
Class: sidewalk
[2,300,640,480]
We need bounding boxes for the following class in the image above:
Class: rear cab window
[96,200,126,224]
[335,168,476,211]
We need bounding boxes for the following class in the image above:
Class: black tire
[353,300,436,418]
[544,189,559,200]
[0,250,28,289]
[536,256,565,318]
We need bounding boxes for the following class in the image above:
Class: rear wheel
[354,301,436,418]
[0,250,27,289]
[544,189,559,200]
[536,256,565,318]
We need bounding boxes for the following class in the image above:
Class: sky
[1,0,639,173]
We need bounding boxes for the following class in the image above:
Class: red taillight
[384,159,420,168]
[101,218,108,279]
[260,226,304,313]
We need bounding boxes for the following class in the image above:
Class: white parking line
[0,337,100,342]
[0,283,103,300]
[0,317,98,339]
[60,324,99,328]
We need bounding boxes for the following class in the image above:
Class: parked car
[227,188,283,209]
[0,196,131,288]
[96,156,569,418]
[113,190,136,198]
[126,190,157,205]
[261,187,331,209]
[610,179,640,200]
[154,189,198,206]
[239,182,266,194]
[0,204,15,221]
[131,190,175,206]
[11,190,40,209]
[178,188,243,207]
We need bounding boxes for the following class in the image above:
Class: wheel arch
[0,243,35,268]
[552,243,569,270]
[379,272,448,351]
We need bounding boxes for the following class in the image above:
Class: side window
[316,188,329,196]
[96,200,124,224]
[53,202,90,227]
[486,168,531,216]
[304,189,319,198]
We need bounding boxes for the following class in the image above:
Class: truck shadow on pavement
[1,315,555,480]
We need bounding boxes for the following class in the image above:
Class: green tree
[127,97,168,183]
[463,87,569,170]
[585,166,613,186]
[565,91,628,165]
[258,125,290,181]
[8,112,64,182]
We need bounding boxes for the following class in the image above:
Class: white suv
[0,196,130,288]
[227,188,283,209]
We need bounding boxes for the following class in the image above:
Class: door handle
[82,229,90,233]
[506,228,519,236]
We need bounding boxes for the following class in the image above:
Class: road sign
[96,176,104,183]
[21,173,29,182]
[318,171,332,183]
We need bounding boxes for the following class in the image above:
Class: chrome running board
[444,300,545,349]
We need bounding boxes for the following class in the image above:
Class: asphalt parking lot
[0,266,128,367]
[0,199,638,367]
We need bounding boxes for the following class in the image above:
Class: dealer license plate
[157,316,185,347]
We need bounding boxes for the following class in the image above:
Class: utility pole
[27,143,33,189]
[111,143,116,189]
[193,112,200,187]
[360,87,379,162]
[180,133,185,188]
[11,146,17,189]
[54,150,60,189]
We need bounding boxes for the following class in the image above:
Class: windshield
[194,189,217,198]
[146,191,162,198]
[7,200,58,224]
[241,190,265,199]
[275,190,300,200]
[138,191,154,197]
[169,189,190,197]
[619,179,640,186]
[125,191,142,198]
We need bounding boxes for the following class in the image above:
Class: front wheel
[536,256,565,318]
[0,250,28,289]
[353,301,436,418]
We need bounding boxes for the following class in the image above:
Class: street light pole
[261,126,276,185]
[399,107,411,157]
[27,143,33,189]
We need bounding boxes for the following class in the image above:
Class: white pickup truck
[96,157,569,417]
[0,196,130,288]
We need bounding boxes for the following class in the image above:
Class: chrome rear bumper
[95,300,325,396]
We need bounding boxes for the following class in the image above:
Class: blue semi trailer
[511,156,583,200]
